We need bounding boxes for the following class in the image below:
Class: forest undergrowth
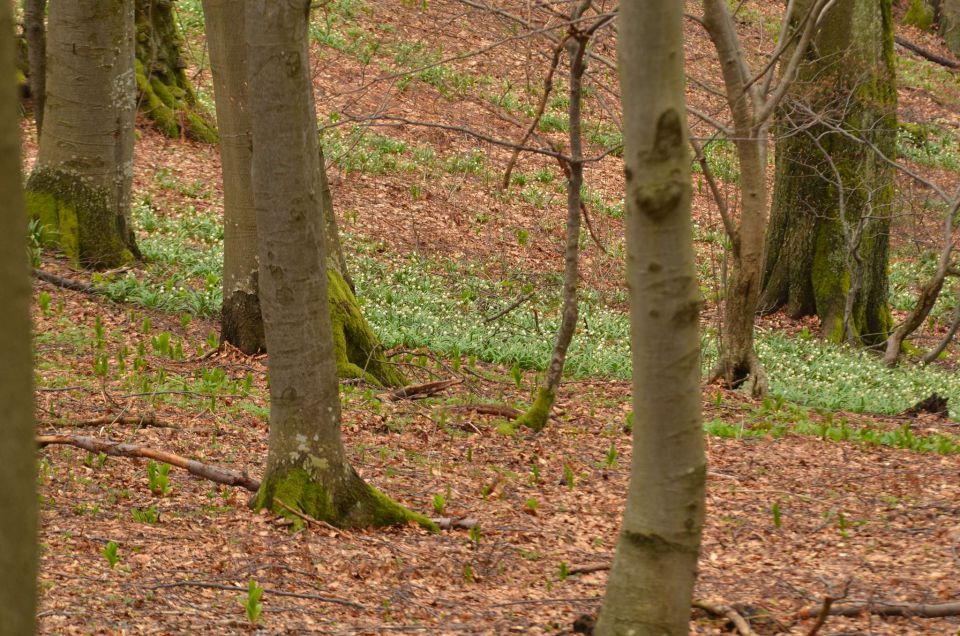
[23,0,960,633]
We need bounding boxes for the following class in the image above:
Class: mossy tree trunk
[245,0,427,529]
[761,0,896,347]
[202,0,263,354]
[135,0,216,143]
[595,2,705,633]
[203,0,398,381]
[0,2,38,632]
[26,0,141,270]
[511,12,588,434]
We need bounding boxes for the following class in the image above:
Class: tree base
[328,269,406,388]
[221,289,265,354]
[502,387,555,434]
[252,466,436,531]
[26,169,139,269]
[709,352,768,398]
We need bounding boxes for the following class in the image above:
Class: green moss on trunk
[26,169,137,269]
[253,466,436,530]
[135,0,217,143]
[327,269,406,387]
[502,387,554,434]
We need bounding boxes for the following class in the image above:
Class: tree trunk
[135,0,217,143]
[0,2,38,632]
[941,0,960,55]
[761,0,896,347]
[202,0,263,354]
[244,0,426,529]
[595,2,705,633]
[511,23,587,433]
[702,0,770,396]
[203,1,398,383]
[22,0,45,136]
[25,0,141,270]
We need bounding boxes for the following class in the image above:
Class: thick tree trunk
[202,0,263,354]
[245,0,426,528]
[135,0,216,143]
[761,0,896,347]
[595,2,705,633]
[203,1,398,382]
[22,0,45,136]
[512,27,586,433]
[26,0,140,269]
[0,3,38,632]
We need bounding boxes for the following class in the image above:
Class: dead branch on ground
[382,378,461,401]
[147,580,365,609]
[691,600,758,636]
[36,434,261,491]
[795,599,960,620]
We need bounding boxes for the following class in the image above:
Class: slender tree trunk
[761,0,896,347]
[703,0,769,395]
[512,27,586,433]
[135,0,216,143]
[25,0,140,269]
[245,0,426,528]
[595,2,705,633]
[22,0,45,136]
[202,0,264,354]
[0,3,38,632]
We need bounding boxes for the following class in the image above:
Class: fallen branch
[895,35,959,70]
[36,434,260,492]
[431,516,479,530]
[567,563,609,576]
[444,403,522,419]
[46,413,174,429]
[383,378,461,401]
[805,578,852,636]
[693,599,759,636]
[795,599,960,620]
[147,580,365,609]
[33,268,97,293]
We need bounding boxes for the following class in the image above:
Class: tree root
[36,434,260,491]
[693,599,759,636]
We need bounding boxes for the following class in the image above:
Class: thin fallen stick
[36,434,261,491]
[147,580,365,609]
[795,600,960,619]
[383,378,461,401]
[894,35,959,70]
[484,293,535,323]
[693,599,758,636]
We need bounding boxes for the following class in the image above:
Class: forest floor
[23,0,960,634]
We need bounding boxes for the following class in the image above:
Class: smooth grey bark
[594,1,705,634]
[244,0,424,528]
[22,0,45,136]
[0,2,38,633]
[25,0,140,269]
[202,0,264,354]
